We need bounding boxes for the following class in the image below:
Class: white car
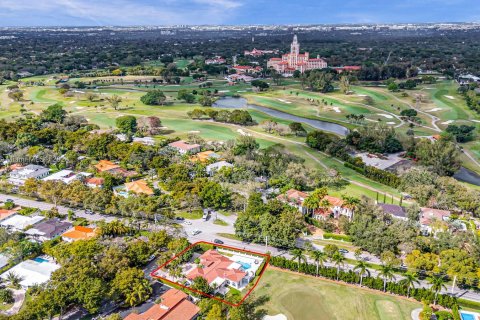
[191,229,201,236]
[184,221,192,225]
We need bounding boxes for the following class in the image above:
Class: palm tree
[429,276,447,305]
[353,260,370,286]
[5,271,23,289]
[402,272,420,298]
[126,282,152,307]
[331,252,345,280]
[341,195,360,220]
[309,250,327,276]
[379,265,396,292]
[290,248,307,272]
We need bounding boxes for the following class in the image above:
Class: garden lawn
[255,268,420,320]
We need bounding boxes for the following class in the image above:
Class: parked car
[175,217,185,221]
[339,249,349,254]
[5,199,14,203]
[184,221,192,225]
[85,209,94,215]
[213,239,224,244]
[191,229,201,236]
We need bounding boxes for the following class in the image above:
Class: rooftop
[43,169,91,184]
[0,214,44,230]
[168,140,201,151]
[378,203,407,218]
[0,258,60,287]
[94,160,120,172]
[124,180,154,196]
[62,226,97,241]
[124,289,199,320]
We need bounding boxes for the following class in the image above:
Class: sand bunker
[237,129,251,136]
[441,120,454,125]
[278,99,292,104]
[444,95,455,100]
[386,122,395,125]
[377,113,394,119]
[263,315,287,320]
[332,107,341,113]
[427,108,442,112]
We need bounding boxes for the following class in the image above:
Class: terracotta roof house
[0,206,21,221]
[186,250,251,290]
[85,177,105,189]
[276,189,309,214]
[94,160,121,173]
[114,180,154,197]
[168,141,201,155]
[94,160,137,178]
[378,203,408,221]
[313,196,353,221]
[61,226,98,242]
[420,207,451,234]
[25,218,72,242]
[190,150,221,163]
[124,289,199,320]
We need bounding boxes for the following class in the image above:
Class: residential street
[1,193,480,303]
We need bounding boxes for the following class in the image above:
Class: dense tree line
[187,108,255,125]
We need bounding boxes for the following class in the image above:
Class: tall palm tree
[341,195,360,220]
[331,252,345,280]
[379,265,396,292]
[402,272,420,298]
[290,248,307,272]
[429,276,447,305]
[309,250,327,276]
[353,260,370,286]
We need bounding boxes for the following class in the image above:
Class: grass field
[255,268,420,320]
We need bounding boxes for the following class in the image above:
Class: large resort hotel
[267,35,328,76]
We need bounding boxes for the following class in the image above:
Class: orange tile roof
[124,180,154,195]
[186,250,246,285]
[62,226,97,241]
[323,195,344,207]
[85,177,104,186]
[277,189,309,206]
[94,160,120,172]
[168,140,201,151]
[124,289,199,320]
[189,150,218,163]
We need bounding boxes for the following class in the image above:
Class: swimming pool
[461,312,476,320]
[33,257,49,263]
[237,261,251,270]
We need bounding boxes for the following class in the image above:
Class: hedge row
[344,162,401,188]
[269,255,458,309]
[323,233,352,242]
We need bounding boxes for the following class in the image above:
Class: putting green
[254,268,420,320]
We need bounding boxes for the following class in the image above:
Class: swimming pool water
[33,257,49,263]
[237,261,251,270]
[461,312,475,320]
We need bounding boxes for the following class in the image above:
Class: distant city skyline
[0,0,478,27]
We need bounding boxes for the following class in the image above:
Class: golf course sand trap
[188,130,200,133]
[472,120,480,123]
[70,101,76,104]
[332,107,341,113]
[277,99,292,104]
[218,90,230,93]
[441,120,454,125]
[366,118,378,122]
[444,95,455,100]
[386,122,395,125]
[357,94,367,97]
[237,129,250,136]
[263,315,287,320]
[377,113,394,119]
[427,108,442,112]
[75,106,84,110]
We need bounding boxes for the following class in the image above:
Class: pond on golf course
[213,97,349,136]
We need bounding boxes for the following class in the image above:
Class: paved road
[2,193,480,303]
[0,194,116,222]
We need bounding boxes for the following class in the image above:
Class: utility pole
[265,236,268,252]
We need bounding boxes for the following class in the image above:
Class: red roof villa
[168,140,201,155]
[276,189,309,214]
[186,250,252,290]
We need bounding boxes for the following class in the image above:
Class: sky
[0,0,478,26]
